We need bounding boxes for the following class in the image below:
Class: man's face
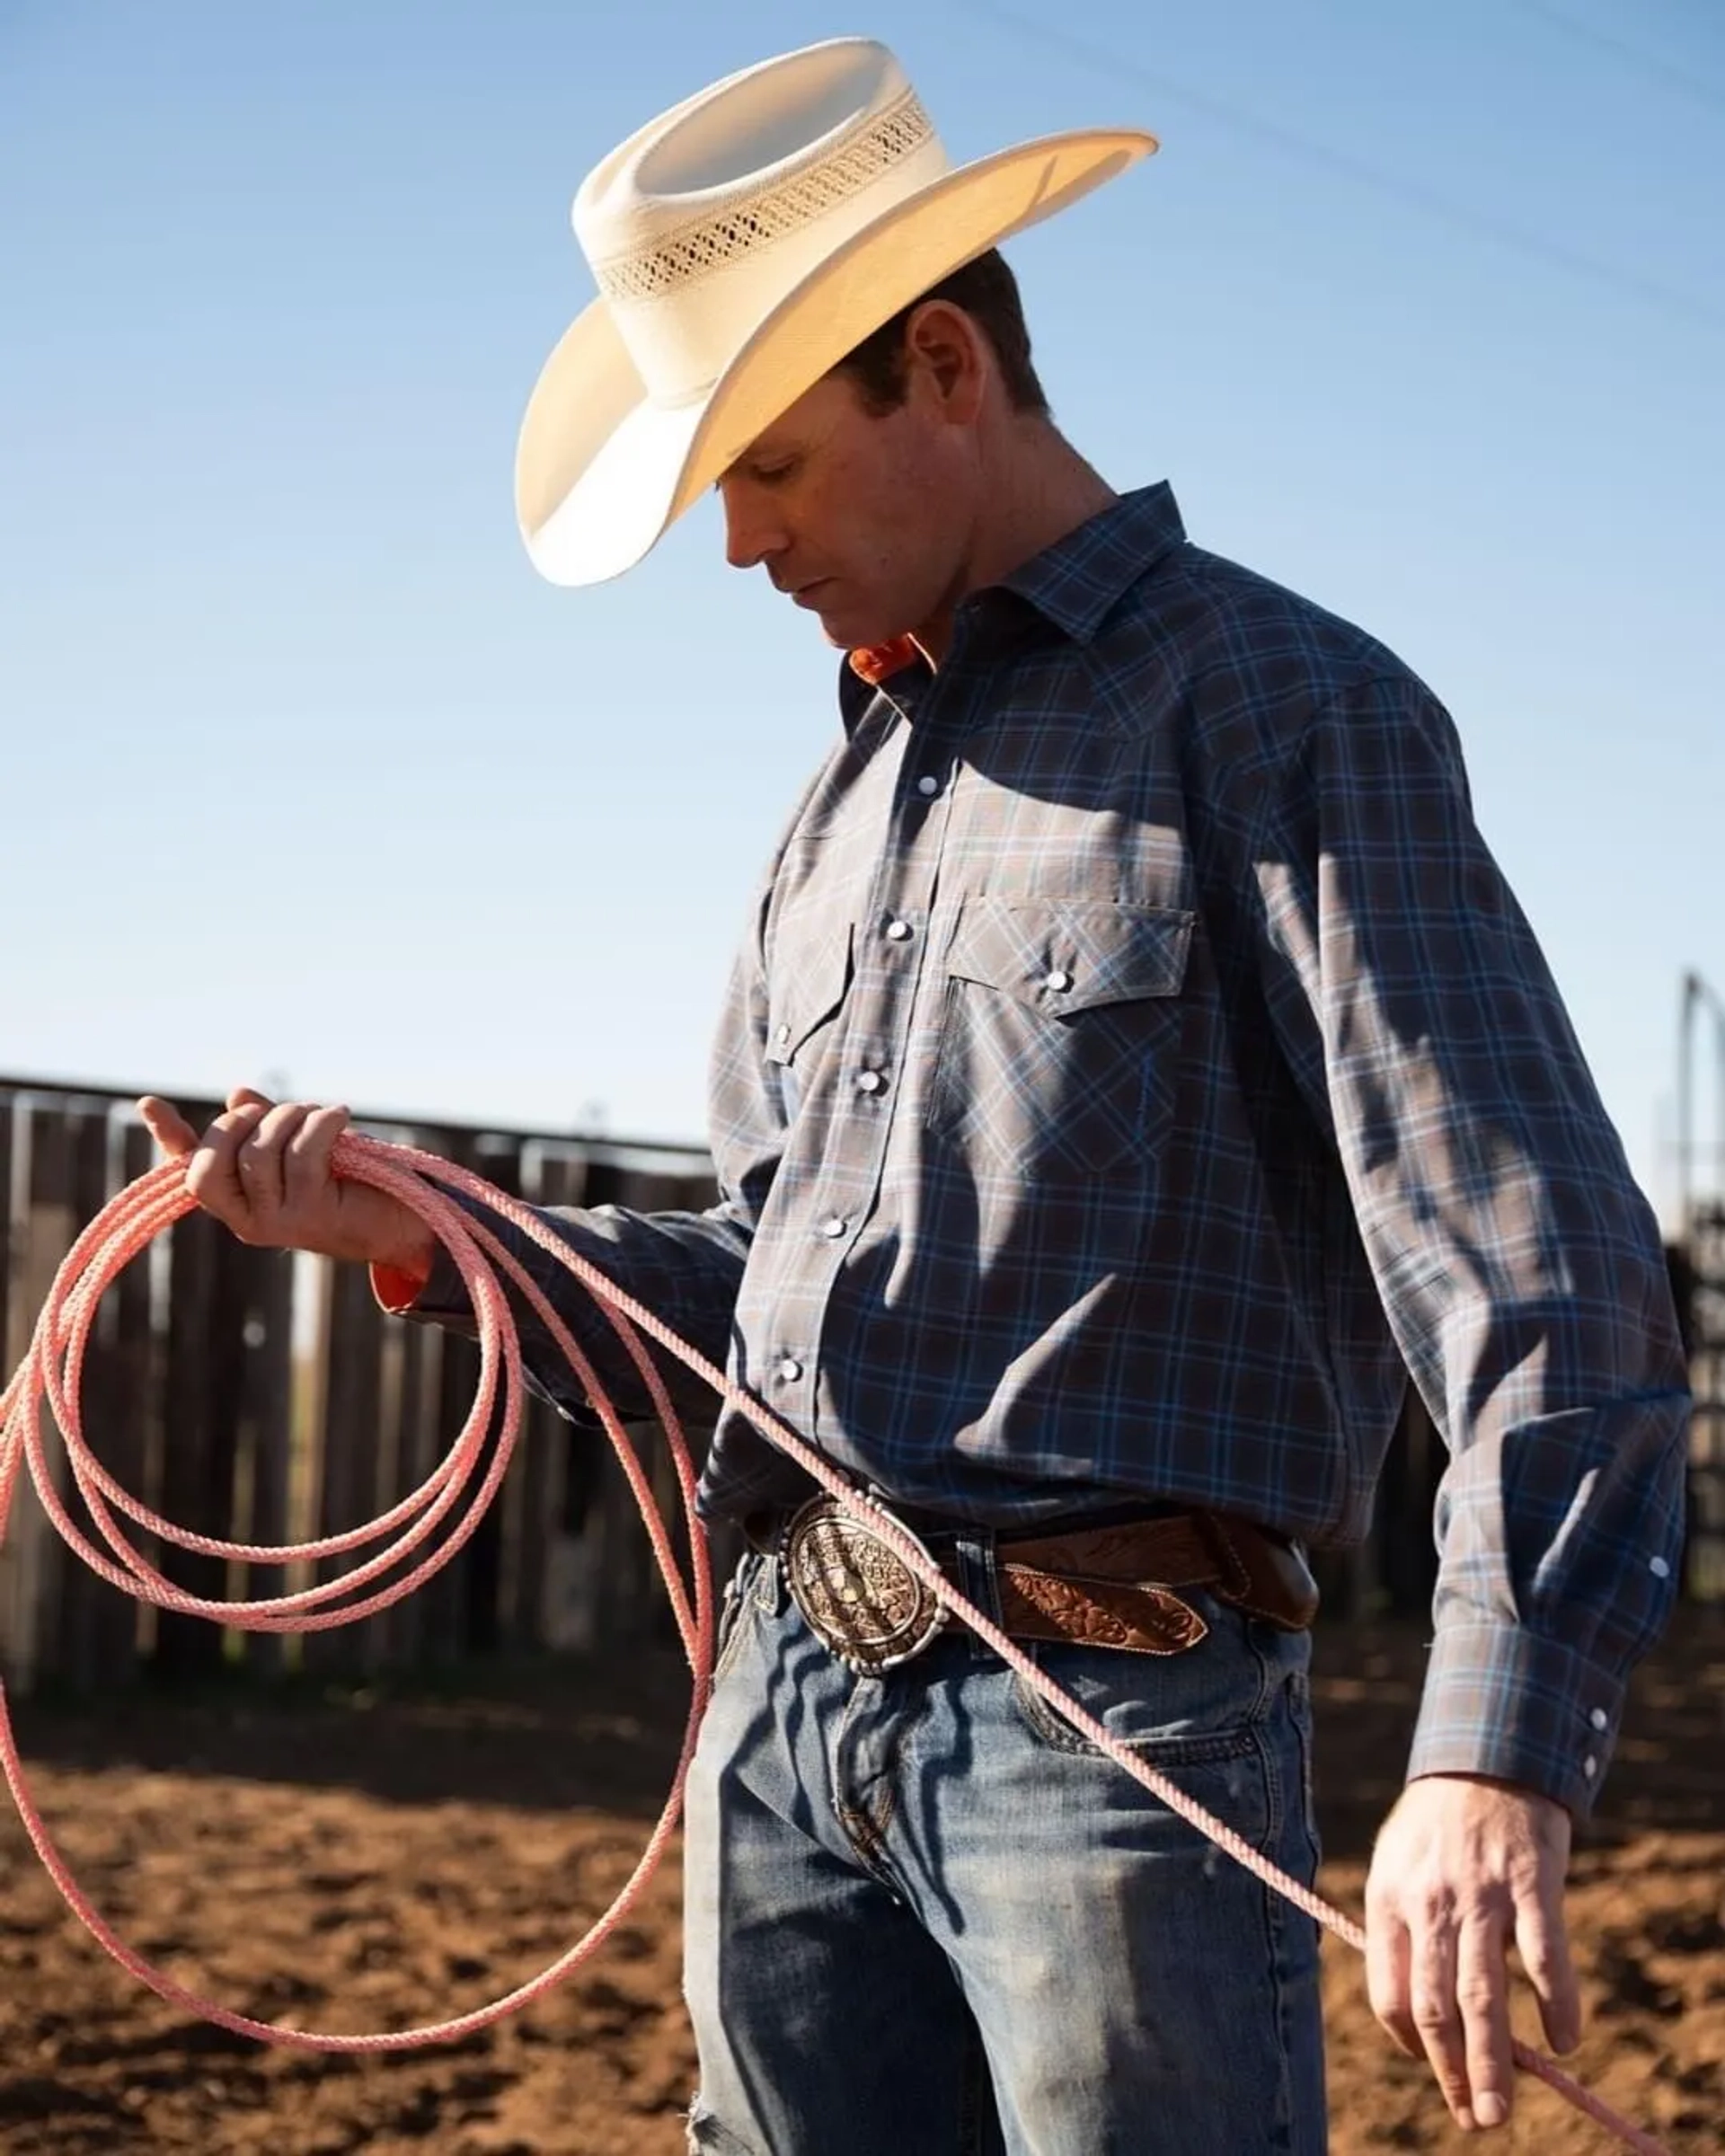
[717,366,975,653]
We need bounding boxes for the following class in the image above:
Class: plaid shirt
[416,483,1688,1815]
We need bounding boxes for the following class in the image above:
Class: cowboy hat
[515,37,1155,586]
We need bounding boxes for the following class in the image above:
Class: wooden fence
[0,1079,719,1695]
[0,1076,1716,1694]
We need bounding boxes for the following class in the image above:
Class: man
[141,37,1690,2154]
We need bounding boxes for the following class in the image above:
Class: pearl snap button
[1582,1755,1598,1780]
[819,1215,847,1239]
[1589,1708,1608,1731]
[1649,1555,1671,1578]
[916,774,940,798]
[776,1357,803,1383]
[885,919,913,941]
[1046,969,1074,993]
[856,1070,885,1095]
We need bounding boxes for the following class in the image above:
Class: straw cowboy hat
[515,36,1156,586]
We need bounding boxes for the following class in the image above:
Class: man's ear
[903,301,989,421]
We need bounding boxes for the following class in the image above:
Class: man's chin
[809,603,897,652]
[784,578,909,653]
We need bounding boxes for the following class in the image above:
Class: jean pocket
[1011,1633,1281,1855]
[925,896,1192,1179]
[1009,1622,1262,1766]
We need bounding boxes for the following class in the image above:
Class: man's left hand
[1365,1772,1581,2132]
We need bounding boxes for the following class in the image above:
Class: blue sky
[2,1,1721,1224]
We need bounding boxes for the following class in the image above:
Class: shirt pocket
[925,897,1193,1180]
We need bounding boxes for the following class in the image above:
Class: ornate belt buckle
[781,1495,948,1674]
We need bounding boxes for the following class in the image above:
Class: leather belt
[752,1496,1320,1674]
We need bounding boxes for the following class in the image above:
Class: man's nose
[721,486,784,573]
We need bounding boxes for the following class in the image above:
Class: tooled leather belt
[747,1495,1320,1676]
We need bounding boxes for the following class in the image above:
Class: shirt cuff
[1404,1621,1624,1820]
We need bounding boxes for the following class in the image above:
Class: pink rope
[0,1135,1672,2149]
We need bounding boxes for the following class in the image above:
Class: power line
[1508,0,1725,119]
[960,1,1725,337]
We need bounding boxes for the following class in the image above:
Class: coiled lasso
[0,1132,1673,2152]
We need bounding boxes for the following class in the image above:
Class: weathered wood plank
[527,1145,592,1654]
[102,1119,160,1682]
[153,1209,249,1678]
[303,1248,386,1674]
[403,1127,482,1670]
[369,1298,439,1669]
[237,1245,295,1675]
[0,1097,14,1411]
[459,1136,525,1657]
[0,1105,75,1692]
[49,1106,130,1691]
[0,1097,18,1677]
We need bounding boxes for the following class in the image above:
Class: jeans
[683,1533,1327,2154]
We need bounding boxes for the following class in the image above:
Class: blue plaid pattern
[420,484,1688,1814]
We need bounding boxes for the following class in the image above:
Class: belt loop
[951,1527,1001,1664]
[753,1542,785,1616]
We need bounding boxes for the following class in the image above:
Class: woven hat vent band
[593,90,936,304]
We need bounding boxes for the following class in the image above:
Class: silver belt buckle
[781,1495,948,1674]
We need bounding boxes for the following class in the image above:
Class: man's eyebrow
[720,439,802,482]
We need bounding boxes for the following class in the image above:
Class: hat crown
[571,40,950,404]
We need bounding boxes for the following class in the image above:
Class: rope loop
[0,1136,1674,2147]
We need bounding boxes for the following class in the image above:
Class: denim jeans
[683,1533,1326,2154]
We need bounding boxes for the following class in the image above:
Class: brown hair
[834,248,1050,419]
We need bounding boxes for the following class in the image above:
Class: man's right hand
[137,1090,437,1278]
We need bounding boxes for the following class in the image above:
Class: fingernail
[1474,2094,1508,2128]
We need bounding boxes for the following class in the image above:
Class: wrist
[1406,1771,1572,1823]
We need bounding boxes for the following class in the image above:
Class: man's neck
[913,425,1116,666]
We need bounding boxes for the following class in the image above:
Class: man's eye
[753,461,798,485]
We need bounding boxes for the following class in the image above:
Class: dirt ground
[0,1610,1720,2155]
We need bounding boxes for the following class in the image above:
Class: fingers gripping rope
[0,1135,1673,2148]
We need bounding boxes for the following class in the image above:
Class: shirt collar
[839,482,1187,728]
[992,481,1186,646]
[844,482,1184,679]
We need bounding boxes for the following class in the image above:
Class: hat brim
[517,128,1155,588]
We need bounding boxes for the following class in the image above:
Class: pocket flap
[944,897,1192,1013]
[765,922,854,1064]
